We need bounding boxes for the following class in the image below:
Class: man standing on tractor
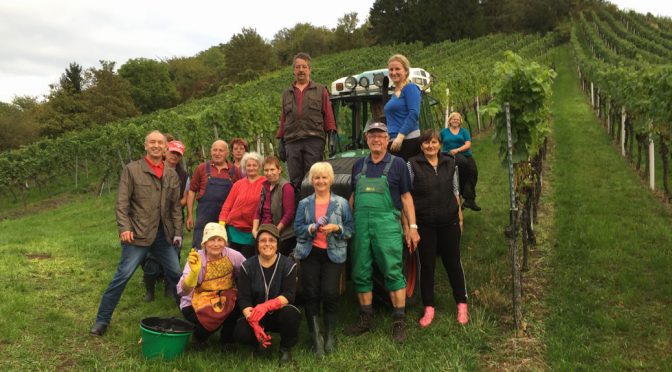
[276,52,337,190]
[345,121,420,343]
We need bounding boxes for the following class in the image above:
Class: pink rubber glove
[248,319,271,348]
[247,297,284,322]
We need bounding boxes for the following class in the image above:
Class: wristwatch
[409,224,418,229]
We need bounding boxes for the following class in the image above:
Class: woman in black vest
[233,224,301,364]
[408,129,468,327]
[252,155,296,256]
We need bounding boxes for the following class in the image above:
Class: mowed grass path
[544,46,672,370]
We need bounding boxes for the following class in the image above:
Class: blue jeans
[95,228,181,325]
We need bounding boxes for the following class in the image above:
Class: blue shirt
[351,153,412,210]
[384,82,421,140]
[440,127,472,157]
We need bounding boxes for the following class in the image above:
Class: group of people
[89,52,481,363]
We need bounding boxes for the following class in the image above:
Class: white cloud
[0,0,374,102]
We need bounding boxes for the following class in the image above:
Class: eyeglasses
[367,133,388,140]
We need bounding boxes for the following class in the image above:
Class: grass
[0,120,514,370]
[543,45,672,370]
[2,44,671,370]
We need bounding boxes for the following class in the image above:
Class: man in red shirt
[277,52,337,190]
[186,140,234,249]
[90,130,183,336]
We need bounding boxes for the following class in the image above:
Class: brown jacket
[116,158,182,246]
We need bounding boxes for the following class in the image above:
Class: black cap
[256,224,280,241]
[364,121,388,133]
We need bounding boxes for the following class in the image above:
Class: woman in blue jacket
[294,161,354,358]
[385,54,421,161]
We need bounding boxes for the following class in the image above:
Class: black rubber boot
[163,279,172,298]
[307,315,325,358]
[143,276,156,302]
[323,313,337,354]
[279,347,292,364]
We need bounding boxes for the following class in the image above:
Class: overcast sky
[1,0,670,103]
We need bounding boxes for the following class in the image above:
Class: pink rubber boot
[419,306,435,328]
[457,303,468,325]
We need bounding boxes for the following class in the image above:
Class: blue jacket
[293,193,354,263]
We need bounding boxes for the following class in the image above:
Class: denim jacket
[293,193,354,263]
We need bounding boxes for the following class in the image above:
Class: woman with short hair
[252,155,296,256]
[294,161,354,357]
[233,224,300,364]
[408,129,468,326]
[218,152,266,258]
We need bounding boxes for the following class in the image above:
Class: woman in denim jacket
[294,161,354,358]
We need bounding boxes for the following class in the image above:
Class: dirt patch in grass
[0,194,79,220]
[26,253,52,260]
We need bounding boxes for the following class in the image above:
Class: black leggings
[300,248,343,318]
[181,305,240,344]
[418,222,467,306]
[455,154,478,201]
[233,305,301,348]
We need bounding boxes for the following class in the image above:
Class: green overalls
[352,156,406,293]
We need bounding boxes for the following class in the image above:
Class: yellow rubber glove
[184,249,201,288]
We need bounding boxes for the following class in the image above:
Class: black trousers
[388,137,421,162]
[229,241,256,259]
[455,154,478,201]
[279,237,297,257]
[181,305,241,344]
[300,248,343,318]
[417,222,467,306]
[233,305,301,348]
[285,137,325,189]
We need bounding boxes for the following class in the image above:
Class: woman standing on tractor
[385,54,421,161]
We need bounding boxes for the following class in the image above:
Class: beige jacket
[116,158,182,246]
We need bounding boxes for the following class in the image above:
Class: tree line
[0,0,613,151]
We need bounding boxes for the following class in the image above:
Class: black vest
[409,153,459,225]
[282,81,326,143]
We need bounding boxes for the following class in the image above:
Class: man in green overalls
[345,121,420,343]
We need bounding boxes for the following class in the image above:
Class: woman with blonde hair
[385,54,421,161]
[218,152,267,257]
[441,112,481,211]
[294,161,354,357]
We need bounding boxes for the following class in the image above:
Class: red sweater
[218,176,266,231]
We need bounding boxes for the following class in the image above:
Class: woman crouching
[177,222,246,349]
[233,224,301,364]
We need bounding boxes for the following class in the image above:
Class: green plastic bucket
[139,317,194,360]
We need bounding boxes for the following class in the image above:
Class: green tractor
[299,67,444,307]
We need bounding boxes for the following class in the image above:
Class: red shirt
[313,201,328,249]
[189,161,232,199]
[218,176,267,231]
[144,156,164,179]
[276,81,336,138]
